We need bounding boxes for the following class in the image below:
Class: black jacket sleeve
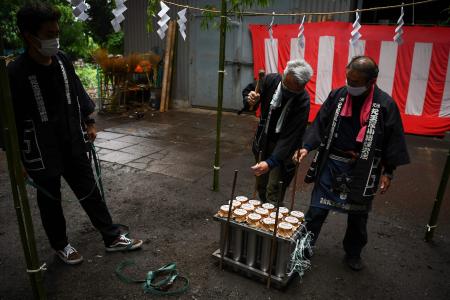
[242,82,256,110]
[59,52,95,124]
[271,94,311,164]
[75,74,95,124]
[381,97,410,168]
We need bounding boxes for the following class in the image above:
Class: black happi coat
[252,73,310,169]
[1,51,94,178]
[304,85,410,207]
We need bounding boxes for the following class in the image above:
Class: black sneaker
[56,244,83,265]
[105,234,143,252]
[344,255,365,271]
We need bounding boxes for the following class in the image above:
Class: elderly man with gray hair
[246,59,313,204]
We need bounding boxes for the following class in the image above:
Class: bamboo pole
[165,20,177,112]
[0,44,46,298]
[160,20,174,112]
[425,147,450,242]
[213,0,227,191]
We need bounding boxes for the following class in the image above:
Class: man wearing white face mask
[293,56,410,271]
[2,2,143,265]
[246,59,313,203]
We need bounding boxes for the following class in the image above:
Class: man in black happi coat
[247,59,313,203]
[294,56,410,270]
[1,2,142,265]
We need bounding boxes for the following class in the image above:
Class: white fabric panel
[348,40,366,62]
[264,39,278,74]
[377,41,398,96]
[290,38,305,60]
[405,43,433,116]
[315,36,335,104]
[439,50,450,117]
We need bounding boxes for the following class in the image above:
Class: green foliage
[0,0,25,52]
[85,0,114,46]
[75,63,98,89]
[0,0,123,58]
[146,0,160,33]
[105,31,124,55]
[57,4,99,60]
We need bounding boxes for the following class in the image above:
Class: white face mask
[35,37,60,57]
[346,80,368,97]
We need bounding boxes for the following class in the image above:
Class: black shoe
[344,255,364,271]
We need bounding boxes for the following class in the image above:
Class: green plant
[75,63,98,90]
[105,31,124,55]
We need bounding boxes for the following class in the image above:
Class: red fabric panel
[248,23,450,136]
[391,42,414,113]
[423,44,450,116]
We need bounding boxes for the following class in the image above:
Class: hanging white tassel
[349,10,362,46]
[157,1,171,40]
[298,15,306,48]
[177,8,187,41]
[394,5,405,44]
[268,12,275,45]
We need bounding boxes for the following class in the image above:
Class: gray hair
[283,59,313,86]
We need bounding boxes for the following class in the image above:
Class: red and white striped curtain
[249,23,450,136]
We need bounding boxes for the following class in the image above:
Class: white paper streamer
[349,11,362,45]
[68,0,89,22]
[298,15,305,48]
[394,6,405,44]
[268,12,275,45]
[110,0,128,33]
[157,1,170,40]
[177,8,187,41]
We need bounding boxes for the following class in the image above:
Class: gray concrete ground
[0,108,449,299]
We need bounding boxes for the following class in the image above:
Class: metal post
[252,150,262,199]
[425,147,450,242]
[212,0,227,191]
[220,170,238,269]
[290,163,299,211]
[0,43,47,298]
[267,181,283,289]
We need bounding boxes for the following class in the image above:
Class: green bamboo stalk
[425,147,450,242]
[0,45,46,299]
[213,0,228,191]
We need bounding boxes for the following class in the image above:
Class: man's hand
[379,175,391,194]
[86,123,97,142]
[247,91,260,106]
[251,161,270,176]
[292,148,308,164]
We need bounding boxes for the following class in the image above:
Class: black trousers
[32,153,120,250]
[305,206,368,258]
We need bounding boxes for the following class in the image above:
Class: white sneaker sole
[105,239,143,252]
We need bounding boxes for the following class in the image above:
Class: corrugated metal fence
[124,0,355,109]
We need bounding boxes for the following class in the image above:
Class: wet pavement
[0,108,449,299]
